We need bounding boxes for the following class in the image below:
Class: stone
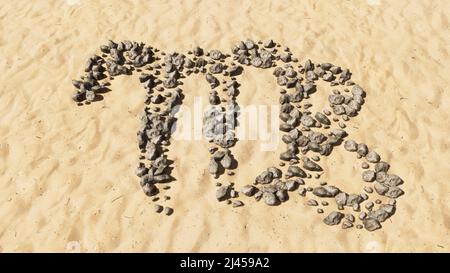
[315,112,331,125]
[307,199,318,206]
[216,186,230,201]
[302,157,323,171]
[332,105,345,115]
[365,201,374,210]
[366,151,381,163]
[142,183,158,197]
[342,220,354,229]
[232,200,244,208]
[323,71,334,81]
[323,211,344,225]
[154,204,163,213]
[345,214,355,223]
[344,140,358,152]
[352,85,365,97]
[327,188,344,204]
[263,39,275,48]
[362,170,376,182]
[208,159,219,175]
[298,187,306,196]
[241,185,257,197]
[135,163,148,177]
[268,167,282,179]
[385,186,404,198]
[287,166,306,178]
[193,46,204,56]
[313,186,340,198]
[263,192,278,206]
[220,153,233,169]
[285,180,298,191]
[85,90,96,102]
[256,170,273,184]
[346,194,363,206]
[306,71,318,81]
[209,49,222,60]
[164,207,174,216]
[363,218,382,231]
[374,182,389,195]
[276,190,288,202]
[376,172,388,182]
[328,94,345,105]
[280,151,296,161]
[385,174,404,187]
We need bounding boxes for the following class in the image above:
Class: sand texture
[0,0,449,252]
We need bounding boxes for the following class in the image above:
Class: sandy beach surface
[0,0,449,252]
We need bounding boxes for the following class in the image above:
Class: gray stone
[220,153,233,169]
[346,194,363,206]
[365,201,374,210]
[241,185,257,197]
[345,214,355,223]
[300,114,316,127]
[285,180,298,191]
[232,200,244,207]
[254,191,263,201]
[216,186,230,201]
[352,85,365,97]
[374,182,389,195]
[342,220,354,229]
[376,172,388,182]
[362,170,376,182]
[263,39,275,48]
[298,187,306,196]
[344,140,358,152]
[375,161,390,173]
[366,151,381,163]
[287,166,306,178]
[307,199,318,206]
[332,105,346,115]
[335,192,348,206]
[385,174,404,187]
[312,186,340,198]
[263,192,278,206]
[268,167,282,179]
[364,186,373,193]
[385,186,404,198]
[208,159,219,175]
[154,204,163,213]
[276,190,288,202]
[142,183,158,197]
[164,207,174,216]
[328,94,345,105]
[302,157,323,171]
[256,170,273,184]
[315,112,331,125]
[323,71,334,82]
[323,211,344,225]
[209,49,223,60]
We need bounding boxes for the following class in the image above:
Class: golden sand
[0,0,449,252]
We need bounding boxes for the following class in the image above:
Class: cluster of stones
[227,39,405,231]
[72,39,404,230]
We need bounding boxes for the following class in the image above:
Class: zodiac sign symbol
[71,39,404,231]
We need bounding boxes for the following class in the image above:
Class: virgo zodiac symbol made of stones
[71,39,404,232]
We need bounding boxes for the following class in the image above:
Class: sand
[0,0,449,253]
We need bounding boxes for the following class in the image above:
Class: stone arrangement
[72,39,404,231]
